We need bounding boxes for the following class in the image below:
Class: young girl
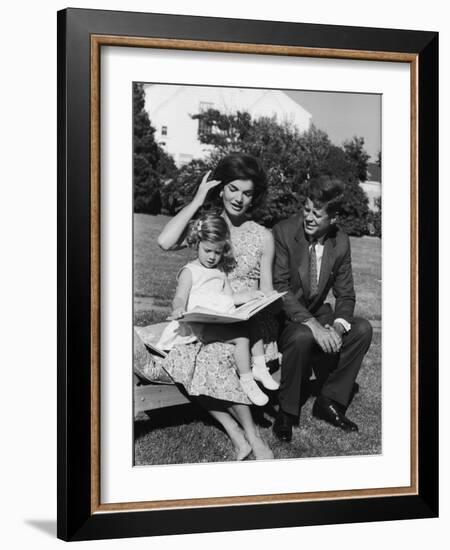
[157,213,277,406]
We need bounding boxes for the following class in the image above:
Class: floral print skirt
[165,311,278,404]
[134,311,279,406]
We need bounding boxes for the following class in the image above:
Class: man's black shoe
[273,409,296,442]
[312,396,358,432]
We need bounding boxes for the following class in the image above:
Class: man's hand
[332,321,346,338]
[324,324,343,352]
[303,318,341,354]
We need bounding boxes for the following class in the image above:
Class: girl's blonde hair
[187,213,236,272]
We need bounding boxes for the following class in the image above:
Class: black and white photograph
[0,0,444,545]
[133,82,382,466]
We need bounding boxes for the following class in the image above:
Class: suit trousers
[278,307,373,418]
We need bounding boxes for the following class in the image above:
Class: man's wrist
[302,317,320,330]
[333,319,350,335]
[290,311,310,323]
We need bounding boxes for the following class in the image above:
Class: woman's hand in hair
[193,171,222,207]
[157,175,220,251]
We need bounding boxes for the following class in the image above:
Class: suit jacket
[272,214,355,324]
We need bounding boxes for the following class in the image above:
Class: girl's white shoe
[239,374,269,406]
[252,364,280,391]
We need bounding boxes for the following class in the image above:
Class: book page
[134,324,169,357]
[180,292,285,323]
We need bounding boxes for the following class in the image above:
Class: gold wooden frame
[89,35,419,515]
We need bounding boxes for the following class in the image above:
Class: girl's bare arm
[168,268,193,319]
[223,276,234,297]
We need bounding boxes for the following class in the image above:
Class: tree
[254,165,303,227]
[174,109,371,233]
[376,150,382,168]
[299,142,370,236]
[343,136,370,182]
[338,181,370,236]
[192,109,252,148]
[160,159,210,215]
[171,111,308,224]
[368,196,382,238]
[133,83,176,214]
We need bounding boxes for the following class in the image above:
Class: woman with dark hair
[157,152,278,460]
[205,152,268,212]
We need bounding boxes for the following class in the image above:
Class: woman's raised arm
[157,171,221,250]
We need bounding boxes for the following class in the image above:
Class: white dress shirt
[308,240,351,333]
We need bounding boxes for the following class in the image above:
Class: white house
[144,84,312,167]
[360,163,382,211]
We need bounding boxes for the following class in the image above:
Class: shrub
[160,159,211,215]
[159,109,372,234]
[367,197,382,237]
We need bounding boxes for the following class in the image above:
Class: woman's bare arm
[224,274,263,305]
[157,171,221,250]
[157,201,199,251]
[259,229,275,294]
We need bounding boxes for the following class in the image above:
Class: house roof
[145,84,312,129]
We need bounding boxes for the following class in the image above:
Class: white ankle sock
[252,355,266,370]
[252,356,279,391]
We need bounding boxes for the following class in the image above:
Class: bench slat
[135,384,190,413]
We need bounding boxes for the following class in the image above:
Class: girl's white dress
[157,261,236,351]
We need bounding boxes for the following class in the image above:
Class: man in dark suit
[272,176,373,441]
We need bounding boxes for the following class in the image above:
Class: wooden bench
[133,323,281,416]
[134,375,191,414]
[134,366,282,415]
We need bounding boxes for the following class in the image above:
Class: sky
[146,83,382,162]
[285,89,381,161]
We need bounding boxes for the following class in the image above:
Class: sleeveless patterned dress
[227,221,279,362]
[156,261,235,350]
[159,220,279,404]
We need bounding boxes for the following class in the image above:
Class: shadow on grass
[135,392,278,441]
[134,379,364,466]
[134,331,381,466]
[135,401,213,437]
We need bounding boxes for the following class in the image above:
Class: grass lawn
[134,213,382,464]
[134,215,196,311]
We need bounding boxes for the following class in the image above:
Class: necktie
[309,242,318,299]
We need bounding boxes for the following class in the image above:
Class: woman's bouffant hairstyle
[209,152,268,211]
[304,175,345,217]
[186,213,236,272]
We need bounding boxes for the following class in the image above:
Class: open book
[179,291,286,324]
[134,323,169,358]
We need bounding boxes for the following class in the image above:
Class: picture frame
[57,7,438,541]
